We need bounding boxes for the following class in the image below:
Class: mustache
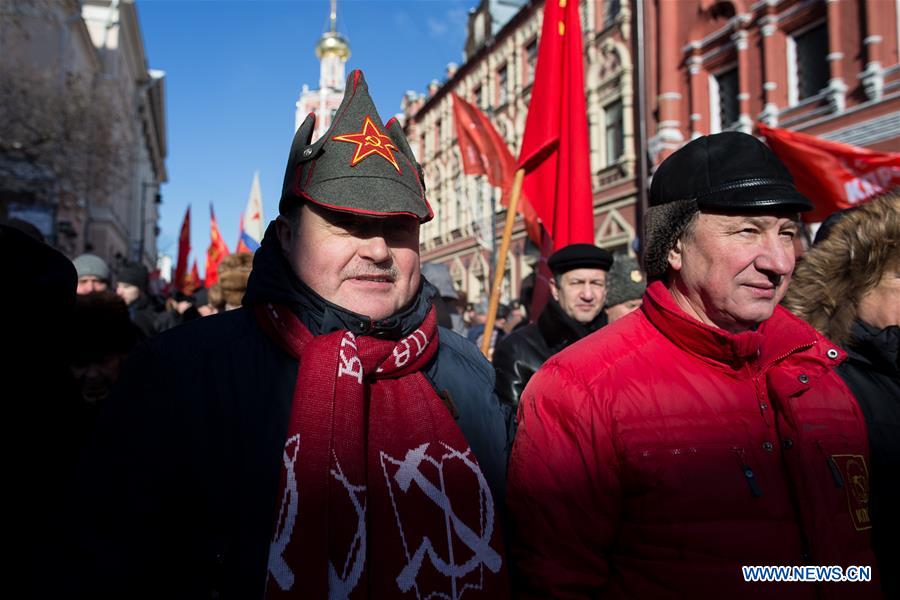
[343,265,399,281]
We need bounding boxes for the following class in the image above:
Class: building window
[788,22,829,104]
[525,39,538,85]
[603,0,621,29]
[434,119,441,151]
[473,85,483,108]
[497,64,508,105]
[604,100,624,166]
[709,67,739,132]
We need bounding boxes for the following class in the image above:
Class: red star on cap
[332,115,401,173]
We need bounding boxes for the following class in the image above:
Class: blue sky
[139,0,473,274]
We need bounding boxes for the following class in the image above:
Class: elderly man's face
[277,203,421,321]
[668,212,798,333]
[550,268,608,324]
[77,276,108,295]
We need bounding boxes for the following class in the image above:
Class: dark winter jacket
[127,293,159,338]
[492,298,607,409]
[74,228,510,599]
[838,320,900,598]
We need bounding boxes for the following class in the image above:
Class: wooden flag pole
[481,168,525,358]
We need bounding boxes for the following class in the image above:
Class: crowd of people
[5,69,898,599]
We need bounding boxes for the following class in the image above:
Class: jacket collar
[847,321,900,375]
[641,280,830,370]
[538,298,607,352]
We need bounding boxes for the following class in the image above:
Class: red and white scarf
[256,303,507,599]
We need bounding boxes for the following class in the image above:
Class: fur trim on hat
[218,252,253,306]
[641,199,698,280]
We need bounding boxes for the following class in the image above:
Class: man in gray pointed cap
[75,70,510,599]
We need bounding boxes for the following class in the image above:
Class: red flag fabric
[451,93,541,244]
[205,204,230,288]
[452,93,514,187]
[175,206,191,292]
[517,0,594,251]
[758,123,900,222]
[183,259,201,295]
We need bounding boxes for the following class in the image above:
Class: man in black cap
[115,261,158,338]
[492,243,613,409]
[507,132,878,597]
[76,70,509,599]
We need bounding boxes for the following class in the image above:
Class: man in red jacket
[507,132,879,599]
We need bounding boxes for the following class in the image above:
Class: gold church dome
[316,31,350,60]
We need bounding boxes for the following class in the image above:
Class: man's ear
[274,215,294,256]
[667,238,684,272]
[549,276,560,301]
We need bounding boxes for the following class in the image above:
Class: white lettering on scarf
[337,332,363,384]
[267,434,301,590]
[328,454,367,599]
[381,443,501,599]
[389,329,430,370]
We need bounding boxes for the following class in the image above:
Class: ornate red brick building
[646,0,900,166]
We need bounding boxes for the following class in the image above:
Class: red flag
[517,0,594,317]
[758,123,900,222]
[183,259,201,295]
[517,0,594,251]
[175,206,191,292]
[205,204,230,288]
[451,93,541,244]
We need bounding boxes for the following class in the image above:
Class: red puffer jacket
[508,281,879,599]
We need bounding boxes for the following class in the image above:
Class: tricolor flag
[237,171,265,253]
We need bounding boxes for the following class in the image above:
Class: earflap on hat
[279,112,316,215]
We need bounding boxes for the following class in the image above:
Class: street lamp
[137,181,161,265]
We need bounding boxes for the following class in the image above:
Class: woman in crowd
[785,191,900,596]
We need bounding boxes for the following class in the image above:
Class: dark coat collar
[537,298,607,352]
[847,320,900,375]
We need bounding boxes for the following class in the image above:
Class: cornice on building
[409,0,542,121]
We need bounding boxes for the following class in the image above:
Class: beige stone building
[402,0,639,305]
[0,0,167,270]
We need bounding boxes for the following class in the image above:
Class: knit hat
[642,132,812,279]
[548,243,614,275]
[73,253,110,282]
[117,262,148,291]
[218,252,253,307]
[605,255,646,307]
[279,69,432,222]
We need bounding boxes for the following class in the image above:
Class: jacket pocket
[623,443,764,521]
[814,438,872,531]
